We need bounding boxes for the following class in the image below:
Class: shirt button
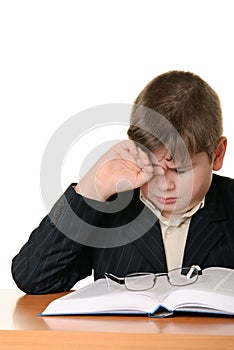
[58,199,65,209]
[166,227,174,234]
[50,217,57,225]
[54,209,61,218]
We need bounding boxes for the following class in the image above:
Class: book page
[41,278,165,315]
[196,267,233,293]
[160,267,234,314]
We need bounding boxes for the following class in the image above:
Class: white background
[1,0,233,290]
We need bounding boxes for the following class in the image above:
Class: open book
[40,267,234,318]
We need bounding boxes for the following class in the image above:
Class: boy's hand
[75,140,161,201]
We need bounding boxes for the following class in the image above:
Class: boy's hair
[127,70,223,162]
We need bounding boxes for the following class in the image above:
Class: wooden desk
[0,289,233,349]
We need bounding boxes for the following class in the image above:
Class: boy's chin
[159,203,191,219]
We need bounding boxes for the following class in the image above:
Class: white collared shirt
[140,191,205,270]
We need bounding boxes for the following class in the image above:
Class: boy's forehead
[151,147,170,161]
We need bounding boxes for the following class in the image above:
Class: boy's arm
[11,140,158,294]
[11,185,103,294]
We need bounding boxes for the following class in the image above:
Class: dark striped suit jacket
[12,174,234,294]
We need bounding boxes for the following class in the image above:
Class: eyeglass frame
[105,265,202,291]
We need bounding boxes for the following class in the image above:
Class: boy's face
[141,144,224,219]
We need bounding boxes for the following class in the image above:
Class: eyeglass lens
[168,267,198,286]
[124,267,198,290]
[125,273,156,291]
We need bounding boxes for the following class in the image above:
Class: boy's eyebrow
[149,150,195,170]
[152,162,193,170]
[172,163,193,170]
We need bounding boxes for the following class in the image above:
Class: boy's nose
[156,172,176,191]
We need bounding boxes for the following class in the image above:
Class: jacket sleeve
[11,185,104,294]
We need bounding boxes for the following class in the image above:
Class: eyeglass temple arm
[104,273,125,285]
[186,265,202,279]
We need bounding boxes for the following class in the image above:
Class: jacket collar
[123,189,167,271]
[198,175,226,221]
[183,175,226,267]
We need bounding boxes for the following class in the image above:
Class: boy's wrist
[74,178,114,202]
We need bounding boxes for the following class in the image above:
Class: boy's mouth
[155,196,177,205]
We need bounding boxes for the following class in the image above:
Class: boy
[12,71,234,294]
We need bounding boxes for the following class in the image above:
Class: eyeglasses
[105,265,202,291]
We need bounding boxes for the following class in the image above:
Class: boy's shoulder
[211,174,234,200]
[212,173,234,188]
[203,174,234,217]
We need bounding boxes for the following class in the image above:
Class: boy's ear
[212,137,227,171]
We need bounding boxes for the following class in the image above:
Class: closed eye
[174,169,186,174]
[174,166,192,174]
[152,163,192,174]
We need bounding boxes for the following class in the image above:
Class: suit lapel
[183,177,226,267]
[125,193,167,272]
[133,221,167,271]
[183,214,225,267]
